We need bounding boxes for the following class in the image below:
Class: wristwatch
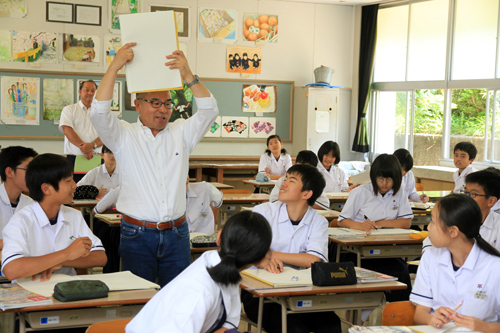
[186,75,200,88]
[93,142,98,149]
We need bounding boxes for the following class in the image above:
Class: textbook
[410,202,435,210]
[242,267,312,288]
[355,267,398,284]
[0,284,52,310]
[328,227,366,238]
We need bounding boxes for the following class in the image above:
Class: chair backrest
[86,318,132,333]
[415,183,424,191]
[381,301,416,326]
[221,189,252,194]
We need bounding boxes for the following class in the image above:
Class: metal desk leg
[280,297,287,333]
[19,312,26,333]
[356,247,361,267]
[257,297,264,333]
[336,244,341,262]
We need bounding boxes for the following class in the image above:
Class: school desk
[220,193,270,228]
[1,288,156,333]
[418,190,450,202]
[240,274,407,333]
[209,182,234,190]
[70,199,99,230]
[412,208,432,227]
[330,234,423,266]
[242,179,276,193]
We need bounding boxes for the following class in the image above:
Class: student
[1,154,107,281]
[317,141,351,192]
[126,211,272,333]
[411,194,500,332]
[393,148,428,203]
[186,178,223,234]
[243,164,341,333]
[258,134,292,180]
[269,150,330,210]
[338,153,413,301]
[452,142,478,193]
[0,146,37,250]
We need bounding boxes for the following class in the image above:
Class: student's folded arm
[337,218,365,230]
[0,239,3,250]
[2,251,75,281]
[271,251,322,268]
[61,250,107,269]
[376,218,412,229]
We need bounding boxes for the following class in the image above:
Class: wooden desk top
[325,192,350,202]
[70,199,98,208]
[418,190,450,199]
[240,275,407,297]
[316,210,341,220]
[190,246,219,254]
[210,182,234,190]
[222,193,269,203]
[95,214,121,227]
[329,234,424,246]
[242,179,277,187]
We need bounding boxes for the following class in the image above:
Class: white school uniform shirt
[58,101,101,156]
[338,182,413,223]
[77,164,120,190]
[186,182,223,234]
[258,153,292,176]
[126,250,240,333]
[90,94,218,222]
[453,164,478,193]
[491,200,500,213]
[402,170,421,202]
[410,243,500,322]
[317,163,349,193]
[253,201,329,262]
[0,182,33,238]
[269,176,330,210]
[1,202,104,276]
[93,187,120,214]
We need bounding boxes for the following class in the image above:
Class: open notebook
[242,267,312,288]
[329,227,418,238]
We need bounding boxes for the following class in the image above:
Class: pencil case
[53,280,109,302]
[73,185,99,200]
[311,262,357,286]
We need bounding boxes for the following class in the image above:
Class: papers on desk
[242,267,312,288]
[0,284,52,310]
[325,192,350,199]
[355,267,398,283]
[95,213,122,222]
[329,227,418,238]
[17,271,160,298]
[349,326,418,332]
[410,202,435,210]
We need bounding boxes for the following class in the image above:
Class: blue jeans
[119,219,191,288]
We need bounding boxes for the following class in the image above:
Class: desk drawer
[357,244,422,257]
[412,214,431,225]
[285,292,385,311]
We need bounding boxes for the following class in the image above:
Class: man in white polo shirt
[90,43,219,287]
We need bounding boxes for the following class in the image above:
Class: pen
[69,236,77,240]
[364,215,378,230]
[453,300,464,311]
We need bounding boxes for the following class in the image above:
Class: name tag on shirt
[392,206,399,210]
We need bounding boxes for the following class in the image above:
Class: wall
[0,0,359,159]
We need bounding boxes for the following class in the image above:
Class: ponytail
[207,252,241,285]
[474,234,500,258]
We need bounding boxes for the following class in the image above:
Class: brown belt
[122,214,186,230]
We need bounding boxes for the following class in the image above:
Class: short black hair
[465,168,500,199]
[101,145,112,154]
[370,154,403,195]
[26,154,73,202]
[286,164,326,206]
[453,142,477,160]
[79,80,97,91]
[393,148,413,172]
[0,146,38,182]
[296,150,318,167]
[317,141,341,165]
[265,134,287,156]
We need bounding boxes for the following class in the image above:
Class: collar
[482,211,498,230]
[0,183,10,206]
[32,202,69,229]
[78,100,90,111]
[186,184,199,199]
[136,117,167,137]
[437,242,481,273]
[100,163,118,176]
[277,202,311,226]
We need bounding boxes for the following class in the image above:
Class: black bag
[311,262,357,286]
[53,280,109,302]
[73,185,99,200]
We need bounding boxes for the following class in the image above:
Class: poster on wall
[198,8,236,42]
[170,84,193,122]
[12,31,57,63]
[1,76,40,125]
[226,46,261,74]
[249,117,276,138]
[150,5,189,38]
[43,79,74,121]
[205,116,222,138]
[62,34,100,63]
[110,0,140,32]
[76,79,122,118]
[105,35,122,67]
[242,84,276,113]
[0,30,11,62]
[243,13,278,43]
[0,0,27,18]
[221,116,249,138]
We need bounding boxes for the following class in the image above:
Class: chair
[381,301,416,326]
[415,183,424,191]
[86,318,132,333]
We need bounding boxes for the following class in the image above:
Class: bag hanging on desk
[53,280,109,302]
[311,262,357,286]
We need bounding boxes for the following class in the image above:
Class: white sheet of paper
[315,111,330,133]
[120,11,183,93]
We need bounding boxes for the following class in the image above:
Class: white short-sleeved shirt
[258,153,292,176]
[58,101,101,156]
[77,164,120,190]
[186,182,223,234]
[253,201,329,262]
[403,170,421,202]
[411,243,500,322]
[126,250,240,333]
[338,182,413,223]
[453,165,478,193]
[317,163,349,193]
[269,176,330,210]
[1,202,104,276]
[0,183,33,238]
[93,187,120,214]
[90,95,218,222]
[492,200,500,213]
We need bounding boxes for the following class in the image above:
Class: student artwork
[76,79,121,118]
[150,5,189,38]
[1,76,40,125]
[205,116,222,138]
[226,46,262,74]
[12,31,57,63]
[170,84,193,122]
[242,84,277,113]
[198,8,237,41]
[243,13,278,43]
[0,30,11,62]
[43,79,74,121]
[105,36,122,67]
[221,116,249,138]
[110,0,140,32]
[0,0,26,18]
[62,34,100,63]
[249,117,276,138]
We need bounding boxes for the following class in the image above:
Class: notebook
[242,267,312,288]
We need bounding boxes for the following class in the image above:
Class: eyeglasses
[461,190,492,199]
[376,177,393,183]
[16,167,27,171]
[137,98,173,109]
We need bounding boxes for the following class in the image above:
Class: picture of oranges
[243,13,278,43]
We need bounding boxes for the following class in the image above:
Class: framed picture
[46,2,73,23]
[150,5,189,38]
[75,4,102,26]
